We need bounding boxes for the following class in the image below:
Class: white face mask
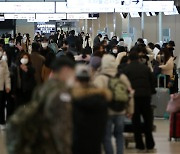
[2,55,7,61]
[100,38,103,42]
[0,51,3,57]
[23,37,27,43]
[112,49,118,54]
[9,42,14,47]
[20,58,29,65]
[42,43,48,48]
[119,41,124,46]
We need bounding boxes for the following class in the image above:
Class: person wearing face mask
[40,37,54,58]
[3,39,20,67]
[109,36,118,49]
[110,46,119,58]
[0,48,11,130]
[12,52,36,108]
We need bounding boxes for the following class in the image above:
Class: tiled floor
[125,119,180,154]
[0,119,180,154]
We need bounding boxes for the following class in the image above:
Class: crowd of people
[0,30,178,154]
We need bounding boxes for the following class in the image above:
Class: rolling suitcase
[169,112,180,141]
[151,74,170,117]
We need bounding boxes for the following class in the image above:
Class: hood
[101,54,117,70]
[100,54,117,76]
[72,87,112,101]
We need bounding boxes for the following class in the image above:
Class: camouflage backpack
[104,74,130,112]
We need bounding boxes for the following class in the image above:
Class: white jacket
[0,60,11,91]
[93,68,134,116]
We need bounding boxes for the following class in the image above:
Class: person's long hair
[162,48,172,64]
[19,52,32,65]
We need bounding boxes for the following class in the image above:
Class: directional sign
[142,1,174,12]
[164,6,179,15]
[116,1,174,13]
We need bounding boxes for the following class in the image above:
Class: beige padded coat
[0,60,11,91]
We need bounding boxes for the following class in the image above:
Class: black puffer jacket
[72,87,111,154]
[124,61,155,97]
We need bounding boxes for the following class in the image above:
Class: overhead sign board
[36,14,66,20]
[67,14,89,19]
[4,14,35,20]
[67,0,142,7]
[142,1,174,12]
[56,2,114,13]
[130,12,140,18]
[115,1,174,12]
[164,6,179,15]
[115,0,143,12]
[27,19,50,23]
[0,2,55,13]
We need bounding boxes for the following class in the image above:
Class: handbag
[167,93,180,113]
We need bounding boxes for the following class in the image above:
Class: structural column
[121,13,130,35]
[113,12,116,35]
[141,12,145,38]
[158,12,163,42]
[84,19,88,33]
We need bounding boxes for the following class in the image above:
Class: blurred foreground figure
[72,64,111,154]
[6,57,75,154]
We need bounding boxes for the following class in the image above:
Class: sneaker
[146,148,157,153]
[0,125,6,130]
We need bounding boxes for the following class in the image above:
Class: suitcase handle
[157,74,166,88]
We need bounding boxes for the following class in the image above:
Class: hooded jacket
[72,85,111,154]
[93,54,134,116]
[124,60,155,97]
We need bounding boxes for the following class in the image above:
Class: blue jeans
[104,115,125,154]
